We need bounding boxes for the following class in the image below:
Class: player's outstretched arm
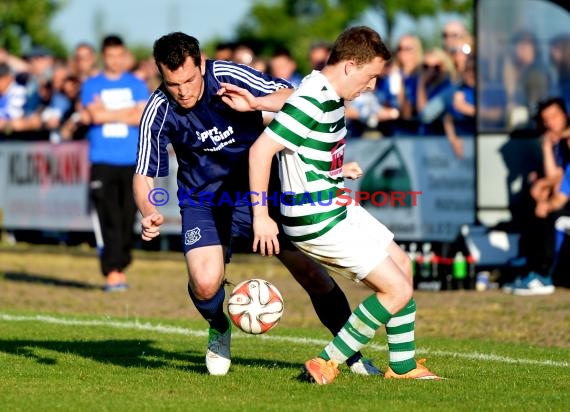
[218,82,293,113]
[133,173,164,241]
[249,133,286,256]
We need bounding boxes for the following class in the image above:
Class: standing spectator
[232,44,255,66]
[308,41,331,71]
[394,34,424,134]
[441,19,470,60]
[417,48,456,135]
[443,54,476,158]
[72,42,99,82]
[81,35,150,291]
[22,46,55,115]
[269,47,303,87]
[0,62,27,138]
[214,42,235,61]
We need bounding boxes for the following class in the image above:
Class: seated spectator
[0,62,27,138]
[503,97,570,295]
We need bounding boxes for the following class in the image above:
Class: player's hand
[252,215,280,256]
[140,212,164,241]
[217,82,257,112]
[342,161,363,180]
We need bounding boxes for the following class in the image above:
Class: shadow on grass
[0,339,301,374]
[2,272,100,290]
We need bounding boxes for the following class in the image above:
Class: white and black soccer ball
[227,279,284,334]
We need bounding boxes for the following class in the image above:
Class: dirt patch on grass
[1,246,569,348]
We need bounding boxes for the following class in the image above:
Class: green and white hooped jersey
[265,71,347,242]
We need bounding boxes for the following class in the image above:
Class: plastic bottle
[421,243,433,279]
[452,251,467,289]
[408,242,417,278]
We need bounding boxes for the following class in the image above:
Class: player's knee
[189,278,222,300]
[398,281,414,307]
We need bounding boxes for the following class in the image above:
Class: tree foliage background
[0,0,473,65]
[0,0,67,57]
[227,0,473,74]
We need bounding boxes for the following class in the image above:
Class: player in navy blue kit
[133,32,380,376]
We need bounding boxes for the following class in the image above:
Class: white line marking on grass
[1,313,569,369]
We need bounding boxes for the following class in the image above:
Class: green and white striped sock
[320,294,391,363]
[386,298,417,374]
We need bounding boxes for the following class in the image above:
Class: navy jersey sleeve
[211,60,292,97]
[135,89,171,177]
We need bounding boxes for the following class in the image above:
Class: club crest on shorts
[185,227,201,245]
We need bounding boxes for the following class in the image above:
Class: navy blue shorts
[181,202,295,255]
[181,204,233,254]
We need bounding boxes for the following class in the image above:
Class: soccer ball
[227,279,284,335]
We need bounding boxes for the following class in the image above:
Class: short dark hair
[538,97,567,116]
[101,34,124,52]
[535,97,568,131]
[327,26,391,66]
[153,32,201,73]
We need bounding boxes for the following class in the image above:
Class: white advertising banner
[0,137,475,242]
[1,141,92,230]
[343,136,475,241]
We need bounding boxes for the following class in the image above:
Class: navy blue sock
[187,283,229,332]
[308,281,363,365]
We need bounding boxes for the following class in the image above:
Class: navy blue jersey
[136,59,292,205]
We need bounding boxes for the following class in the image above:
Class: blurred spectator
[450,34,475,74]
[233,44,255,66]
[345,60,400,138]
[72,42,99,82]
[58,74,88,141]
[269,47,303,87]
[21,46,55,116]
[215,41,234,61]
[394,33,424,134]
[502,97,570,295]
[443,54,476,158]
[80,34,150,292]
[0,62,27,138]
[133,56,161,92]
[441,19,470,60]
[503,31,551,128]
[548,34,570,110]
[417,48,456,135]
[309,40,331,71]
[251,56,268,73]
[0,47,29,74]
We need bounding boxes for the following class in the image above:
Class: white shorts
[293,205,394,281]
